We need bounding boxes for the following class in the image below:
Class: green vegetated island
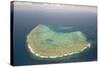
[27,24,91,58]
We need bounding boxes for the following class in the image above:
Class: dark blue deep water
[12,2,97,66]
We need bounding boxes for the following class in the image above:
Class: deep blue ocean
[12,2,97,66]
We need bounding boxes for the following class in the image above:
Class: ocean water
[12,2,97,66]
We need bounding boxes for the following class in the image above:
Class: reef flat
[27,24,91,58]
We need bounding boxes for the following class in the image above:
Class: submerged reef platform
[27,24,91,58]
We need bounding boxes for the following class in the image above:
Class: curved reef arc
[27,24,91,58]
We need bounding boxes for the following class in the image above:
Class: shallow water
[12,2,97,66]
